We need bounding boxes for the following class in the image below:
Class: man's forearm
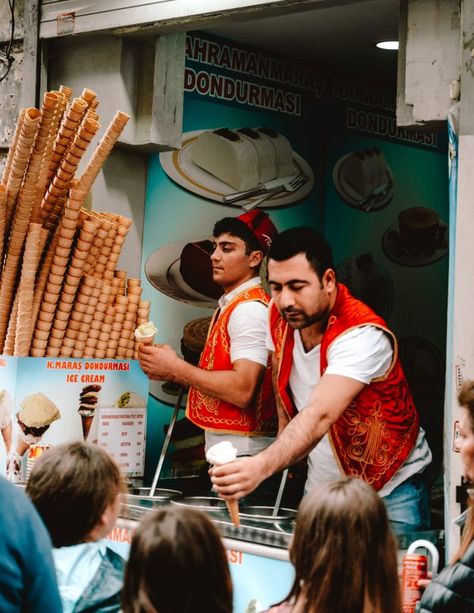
[171,358,262,409]
[257,405,328,478]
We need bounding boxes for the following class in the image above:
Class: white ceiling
[205,0,400,82]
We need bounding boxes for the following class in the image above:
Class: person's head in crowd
[26,441,123,547]
[267,227,337,330]
[212,210,278,281]
[121,506,233,613]
[453,380,474,562]
[458,380,474,483]
[283,478,400,613]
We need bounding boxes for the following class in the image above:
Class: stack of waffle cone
[29,92,62,224]
[115,296,133,359]
[4,108,41,228]
[95,301,114,359]
[46,96,88,183]
[79,111,130,194]
[0,87,141,359]
[92,219,117,279]
[83,282,111,358]
[14,224,44,356]
[0,109,42,350]
[45,218,99,356]
[0,184,6,272]
[60,275,95,357]
[83,216,110,275]
[125,281,142,358]
[32,188,85,356]
[133,299,152,358]
[114,270,127,296]
[1,109,26,187]
[107,295,127,359]
[75,282,103,358]
[41,109,99,224]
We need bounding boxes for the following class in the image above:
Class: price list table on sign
[98,407,146,475]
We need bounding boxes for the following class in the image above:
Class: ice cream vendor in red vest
[211,227,432,533]
[139,211,279,458]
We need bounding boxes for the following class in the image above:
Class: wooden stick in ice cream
[134,321,158,345]
[206,441,240,527]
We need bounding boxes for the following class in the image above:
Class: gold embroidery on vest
[344,402,390,467]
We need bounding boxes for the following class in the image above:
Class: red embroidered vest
[269,283,419,491]
[186,286,277,436]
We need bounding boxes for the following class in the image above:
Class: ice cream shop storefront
[2,0,471,610]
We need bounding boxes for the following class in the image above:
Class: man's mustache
[282,307,303,316]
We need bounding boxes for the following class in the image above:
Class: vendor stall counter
[107,491,295,613]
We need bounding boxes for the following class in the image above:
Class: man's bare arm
[138,344,265,408]
[211,373,365,498]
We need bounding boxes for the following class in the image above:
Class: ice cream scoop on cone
[134,320,158,345]
[206,441,240,527]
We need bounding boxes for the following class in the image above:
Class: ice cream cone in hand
[206,441,240,527]
[134,321,158,345]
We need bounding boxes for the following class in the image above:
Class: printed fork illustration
[241,173,308,212]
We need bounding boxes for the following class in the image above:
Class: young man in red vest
[138,210,278,458]
[211,227,432,532]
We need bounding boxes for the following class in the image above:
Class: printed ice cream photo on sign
[78,384,102,441]
[332,146,394,212]
[382,206,448,267]
[5,392,60,482]
[159,127,314,210]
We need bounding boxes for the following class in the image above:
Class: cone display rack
[0,86,149,359]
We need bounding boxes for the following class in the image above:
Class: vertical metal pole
[149,387,184,497]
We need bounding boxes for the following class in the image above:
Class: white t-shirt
[267,324,431,496]
[205,278,275,456]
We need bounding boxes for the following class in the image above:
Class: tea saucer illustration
[382,207,448,267]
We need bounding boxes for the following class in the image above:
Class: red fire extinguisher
[401,539,439,613]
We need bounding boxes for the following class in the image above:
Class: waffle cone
[81,414,94,440]
[226,499,240,527]
[136,334,154,346]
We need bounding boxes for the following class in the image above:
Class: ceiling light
[376,40,399,51]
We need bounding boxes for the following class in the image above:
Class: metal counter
[120,491,294,550]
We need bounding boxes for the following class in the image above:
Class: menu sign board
[98,407,146,474]
[0,357,149,479]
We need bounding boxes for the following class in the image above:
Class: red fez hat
[236,210,278,254]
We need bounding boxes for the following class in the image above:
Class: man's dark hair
[26,442,123,547]
[213,217,262,255]
[268,227,334,279]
